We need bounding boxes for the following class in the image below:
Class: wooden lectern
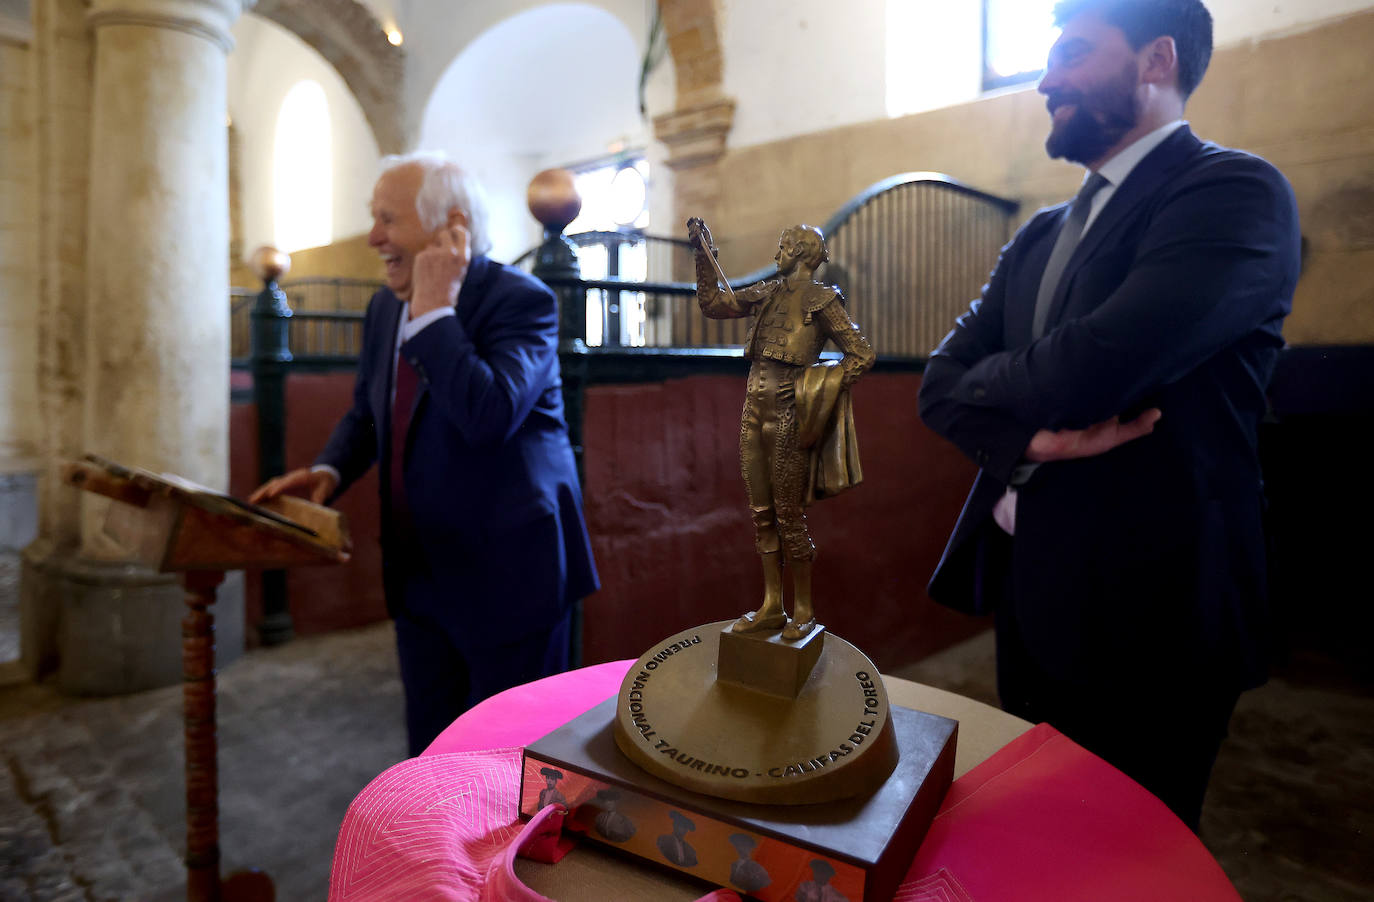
[63,454,350,902]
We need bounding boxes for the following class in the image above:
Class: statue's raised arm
[689,217,751,318]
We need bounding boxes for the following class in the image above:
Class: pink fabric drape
[331,661,1240,901]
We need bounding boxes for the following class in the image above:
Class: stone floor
[0,624,408,902]
[1,617,1371,901]
[897,637,1374,902]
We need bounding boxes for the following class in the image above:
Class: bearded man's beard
[1045,61,1140,165]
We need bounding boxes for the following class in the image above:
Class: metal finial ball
[527,169,582,233]
[250,246,291,283]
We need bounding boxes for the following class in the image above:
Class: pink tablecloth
[425,660,632,756]
[339,660,1240,901]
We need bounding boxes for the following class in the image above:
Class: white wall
[227,13,380,257]
[722,0,889,149]
[1209,0,1374,43]
[226,0,673,264]
[415,1,671,261]
[721,0,994,149]
[719,0,1374,151]
[397,0,652,143]
[358,0,398,32]
[221,0,1374,264]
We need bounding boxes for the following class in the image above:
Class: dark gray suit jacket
[919,126,1300,693]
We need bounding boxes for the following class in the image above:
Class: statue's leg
[773,378,818,641]
[733,367,787,633]
[784,560,815,641]
[744,551,785,628]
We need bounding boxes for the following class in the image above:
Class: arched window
[273,80,332,252]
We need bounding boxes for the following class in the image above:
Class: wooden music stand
[63,454,350,902]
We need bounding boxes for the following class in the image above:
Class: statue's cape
[797,361,862,503]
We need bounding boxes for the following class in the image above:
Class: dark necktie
[389,351,419,518]
[1032,172,1109,339]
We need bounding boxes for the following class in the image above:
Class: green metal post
[250,273,294,646]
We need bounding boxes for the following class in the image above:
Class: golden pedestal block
[612,622,899,805]
[717,622,826,698]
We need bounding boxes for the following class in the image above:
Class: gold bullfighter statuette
[688,217,876,642]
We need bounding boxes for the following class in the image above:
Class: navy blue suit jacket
[918,127,1300,693]
[317,255,598,647]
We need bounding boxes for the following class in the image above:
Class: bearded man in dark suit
[919,0,1300,829]
[253,152,598,756]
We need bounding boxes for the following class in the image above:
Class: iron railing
[511,228,697,277]
[521,174,1020,357]
[231,277,378,365]
[818,172,1020,358]
[232,175,1018,364]
[514,229,699,347]
[230,288,255,359]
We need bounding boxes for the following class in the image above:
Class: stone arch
[416,4,644,259]
[653,0,735,222]
[658,0,725,107]
[253,0,406,154]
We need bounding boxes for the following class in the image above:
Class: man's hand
[687,217,716,256]
[1025,408,1162,463]
[410,224,470,319]
[248,467,338,506]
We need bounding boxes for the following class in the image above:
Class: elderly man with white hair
[253,152,599,755]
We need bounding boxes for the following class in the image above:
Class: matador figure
[688,218,875,640]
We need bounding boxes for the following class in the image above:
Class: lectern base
[19,547,245,694]
[220,869,275,901]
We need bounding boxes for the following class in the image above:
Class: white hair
[379,150,493,257]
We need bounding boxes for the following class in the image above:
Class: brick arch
[253,0,406,154]
[653,0,735,221]
[657,0,725,106]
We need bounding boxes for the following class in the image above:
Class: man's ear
[1140,35,1178,87]
[446,208,469,230]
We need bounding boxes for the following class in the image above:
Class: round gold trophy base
[613,621,898,805]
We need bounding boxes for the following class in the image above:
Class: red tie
[389,353,419,517]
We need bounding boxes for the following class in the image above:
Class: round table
[401,660,1240,902]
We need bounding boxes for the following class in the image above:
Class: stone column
[653,0,736,322]
[21,0,250,694]
[654,0,734,232]
[0,5,40,619]
[653,93,736,221]
[83,0,245,503]
[21,0,99,684]
[654,94,735,342]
